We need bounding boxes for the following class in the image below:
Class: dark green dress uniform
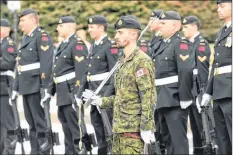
[77,15,118,155]
[205,1,232,154]
[182,16,211,155]
[0,19,17,154]
[154,11,194,155]
[12,9,54,154]
[47,16,88,154]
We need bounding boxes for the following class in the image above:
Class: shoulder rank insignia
[179,54,189,61]
[198,56,206,62]
[75,56,84,62]
[41,45,49,51]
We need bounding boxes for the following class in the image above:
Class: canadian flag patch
[136,68,147,78]
[198,45,205,52]
[180,43,188,50]
[8,47,14,53]
[76,45,83,51]
[111,48,118,54]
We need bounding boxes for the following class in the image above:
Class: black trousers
[58,104,83,154]
[0,95,16,154]
[22,92,48,154]
[158,106,189,155]
[189,103,203,155]
[90,105,113,155]
[213,98,232,155]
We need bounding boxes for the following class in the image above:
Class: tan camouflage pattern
[101,47,156,133]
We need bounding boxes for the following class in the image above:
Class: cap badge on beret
[117,19,122,26]
[89,18,93,23]
[58,19,62,24]
[151,12,155,16]
[161,13,166,19]
[183,19,187,24]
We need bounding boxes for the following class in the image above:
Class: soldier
[76,15,118,155]
[11,8,54,154]
[82,15,156,154]
[46,16,88,154]
[182,15,211,155]
[149,9,164,57]
[154,11,194,154]
[137,39,151,56]
[0,19,17,154]
[201,0,232,154]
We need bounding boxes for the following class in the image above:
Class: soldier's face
[217,3,232,20]
[182,24,195,39]
[159,20,174,39]
[57,24,66,38]
[149,17,159,31]
[19,15,33,34]
[0,27,10,38]
[114,29,131,48]
[88,24,101,39]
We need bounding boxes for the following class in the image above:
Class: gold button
[56,57,58,59]
[54,65,56,67]
[89,64,91,67]
[90,57,93,59]
[54,73,56,76]
[88,72,90,75]
[97,56,100,59]
[64,56,66,58]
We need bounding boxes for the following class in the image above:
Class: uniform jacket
[13,27,54,95]
[0,37,17,95]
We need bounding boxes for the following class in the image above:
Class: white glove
[82,89,95,102]
[196,96,201,113]
[90,95,102,107]
[180,100,192,109]
[201,94,212,107]
[140,130,155,144]
[40,91,51,108]
[9,91,18,106]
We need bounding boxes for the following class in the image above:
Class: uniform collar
[121,46,139,63]
[225,21,232,28]
[163,32,179,43]
[27,26,38,37]
[190,32,200,43]
[94,34,107,45]
[63,33,75,43]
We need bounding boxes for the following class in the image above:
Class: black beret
[217,0,232,4]
[159,11,181,20]
[150,10,164,18]
[19,8,37,18]
[0,19,10,27]
[58,16,75,24]
[87,15,107,25]
[114,15,141,30]
[182,15,200,26]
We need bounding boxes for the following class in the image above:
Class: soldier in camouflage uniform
[82,15,156,154]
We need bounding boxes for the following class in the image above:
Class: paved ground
[15,95,194,154]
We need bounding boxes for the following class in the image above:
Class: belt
[18,62,40,72]
[214,65,232,76]
[193,69,198,75]
[53,72,75,84]
[123,132,141,139]
[87,72,109,82]
[155,75,178,86]
[0,70,14,77]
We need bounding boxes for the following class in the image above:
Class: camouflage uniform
[100,47,156,154]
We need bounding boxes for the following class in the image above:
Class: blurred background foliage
[1,0,223,43]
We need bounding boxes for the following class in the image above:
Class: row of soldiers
[0,0,232,154]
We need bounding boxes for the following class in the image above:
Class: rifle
[39,88,60,155]
[72,94,97,154]
[197,87,218,155]
[8,94,29,155]
[144,140,162,155]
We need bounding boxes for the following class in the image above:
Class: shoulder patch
[135,68,147,78]
[76,44,84,51]
[180,43,188,50]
